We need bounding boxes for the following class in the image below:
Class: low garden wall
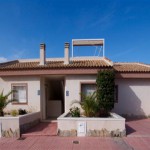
[0,112,41,138]
[57,112,126,137]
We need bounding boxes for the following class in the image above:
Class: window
[81,83,96,97]
[81,83,118,103]
[114,85,118,103]
[12,83,28,104]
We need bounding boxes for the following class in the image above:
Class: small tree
[96,70,115,117]
[0,90,16,116]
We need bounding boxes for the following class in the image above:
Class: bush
[71,92,99,117]
[0,90,17,116]
[80,92,99,117]
[18,108,27,115]
[10,109,19,116]
[96,70,115,117]
[69,106,80,117]
[4,110,10,116]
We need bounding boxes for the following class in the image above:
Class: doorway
[45,77,64,119]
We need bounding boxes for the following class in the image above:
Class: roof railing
[72,39,105,58]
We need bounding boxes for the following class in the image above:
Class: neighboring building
[0,40,150,120]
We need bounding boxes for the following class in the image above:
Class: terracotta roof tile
[114,63,150,72]
[1,59,150,73]
[0,59,111,70]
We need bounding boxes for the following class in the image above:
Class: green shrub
[96,70,115,117]
[18,108,27,115]
[69,106,80,117]
[0,90,17,116]
[71,92,99,117]
[4,110,10,116]
[10,109,19,116]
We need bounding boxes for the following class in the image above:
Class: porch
[41,75,65,120]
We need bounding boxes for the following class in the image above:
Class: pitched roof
[1,58,150,73]
[114,63,150,72]
[0,58,111,71]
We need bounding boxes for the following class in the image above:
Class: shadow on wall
[113,81,146,118]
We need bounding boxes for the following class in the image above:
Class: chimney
[39,43,46,65]
[64,42,70,64]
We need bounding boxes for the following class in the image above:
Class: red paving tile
[0,137,132,150]
[126,118,150,137]
[1,136,150,150]
[1,118,150,150]
[22,122,57,137]
[124,137,150,150]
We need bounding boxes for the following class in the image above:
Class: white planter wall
[57,112,126,137]
[0,112,41,137]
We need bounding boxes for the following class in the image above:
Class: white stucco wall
[65,75,96,112]
[1,74,150,118]
[0,76,41,112]
[113,78,150,116]
[65,76,150,116]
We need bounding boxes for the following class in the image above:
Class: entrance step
[22,122,57,137]
[41,119,57,123]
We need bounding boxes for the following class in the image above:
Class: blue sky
[0,0,150,64]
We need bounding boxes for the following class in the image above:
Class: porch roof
[113,62,150,73]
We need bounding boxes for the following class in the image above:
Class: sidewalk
[0,137,132,150]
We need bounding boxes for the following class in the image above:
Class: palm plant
[71,92,99,117]
[0,90,17,116]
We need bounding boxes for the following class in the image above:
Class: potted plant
[69,106,80,117]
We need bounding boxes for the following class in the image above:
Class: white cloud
[9,50,25,60]
[0,50,26,63]
[0,57,8,63]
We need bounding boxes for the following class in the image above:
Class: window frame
[80,82,96,101]
[11,83,28,105]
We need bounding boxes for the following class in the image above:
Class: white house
[0,40,150,120]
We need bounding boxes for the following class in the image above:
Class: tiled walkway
[126,118,150,137]
[22,122,57,137]
[1,118,150,150]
